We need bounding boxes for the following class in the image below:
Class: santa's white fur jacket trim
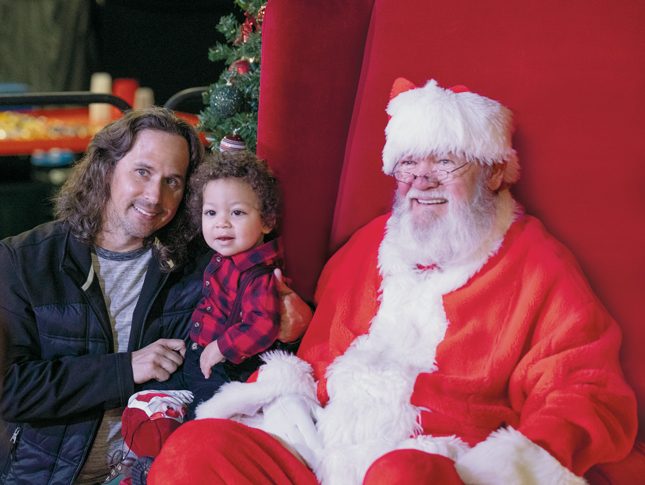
[383,79,520,185]
[194,350,318,422]
[455,427,587,485]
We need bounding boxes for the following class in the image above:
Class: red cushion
[586,440,645,485]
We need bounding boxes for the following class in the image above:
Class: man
[0,107,311,485]
[149,80,637,484]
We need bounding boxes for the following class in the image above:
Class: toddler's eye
[204,210,216,216]
[232,210,245,216]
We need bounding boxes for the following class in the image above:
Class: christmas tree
[198,0,267,152]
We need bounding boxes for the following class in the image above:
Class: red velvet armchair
[255,0,645,482]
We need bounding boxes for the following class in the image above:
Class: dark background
[0,0,241,108]
[95,0,239,109]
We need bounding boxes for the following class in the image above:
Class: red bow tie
[416,263,439,272]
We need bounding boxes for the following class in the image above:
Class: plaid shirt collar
[220,236,283,273]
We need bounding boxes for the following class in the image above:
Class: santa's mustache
[405,188,450,202]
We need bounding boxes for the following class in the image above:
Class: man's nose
[144,180,164,203]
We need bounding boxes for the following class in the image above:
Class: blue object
[0,83,31,110]
[30,148,75,167]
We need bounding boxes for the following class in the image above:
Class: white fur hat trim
[383,79,520,184]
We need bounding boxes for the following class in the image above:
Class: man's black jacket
[0,221,209,485]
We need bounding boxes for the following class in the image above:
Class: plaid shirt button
[205,281,210,286]
[194,322,200,327]
[207,306,212,312]
[191,342,198,350]
[216,257,221,262]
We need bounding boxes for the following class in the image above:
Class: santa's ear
[488,162,506,191]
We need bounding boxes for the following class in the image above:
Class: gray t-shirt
[74,246,152,484]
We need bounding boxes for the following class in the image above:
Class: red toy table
[0,108,203,157]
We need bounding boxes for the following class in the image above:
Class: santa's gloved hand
[260,394,323,468]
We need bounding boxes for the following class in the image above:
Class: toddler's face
[201,178,271,257]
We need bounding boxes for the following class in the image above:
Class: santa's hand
[261,394,323,468]
[275,268,313,342]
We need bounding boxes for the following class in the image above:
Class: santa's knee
[363,450,464,485]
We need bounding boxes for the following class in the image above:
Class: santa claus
[148,79,636,485]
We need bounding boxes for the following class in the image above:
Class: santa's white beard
[389,177,498,267]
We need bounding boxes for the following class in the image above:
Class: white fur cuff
[397,434,470,462]
[194,350,319,421]
[455,427,587,485]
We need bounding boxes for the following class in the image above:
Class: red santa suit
[192,190,636,485]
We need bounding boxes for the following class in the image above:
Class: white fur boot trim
[455,427,587,485]
[194,350,319,421]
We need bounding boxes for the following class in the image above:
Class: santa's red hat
[383,79,520,185]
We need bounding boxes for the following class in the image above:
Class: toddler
[183,150,284,419]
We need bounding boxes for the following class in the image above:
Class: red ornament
[229,59,252,75]
[235,13,259,44]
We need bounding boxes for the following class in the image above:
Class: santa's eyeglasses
[392,162,468,188]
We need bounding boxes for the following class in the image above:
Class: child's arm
[218,272,281,364]
[200,340,225,378]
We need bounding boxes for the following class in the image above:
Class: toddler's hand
[200,341,225,379]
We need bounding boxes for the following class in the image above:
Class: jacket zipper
[9,425,21,456]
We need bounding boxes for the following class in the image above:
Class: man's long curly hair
[54,107,204,271]
[187,151,282,242]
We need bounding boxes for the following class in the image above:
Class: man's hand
[274,268,313,342]
[200,340,225,379]
[131,339,186,384]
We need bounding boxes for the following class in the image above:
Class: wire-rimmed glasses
[392,162,468,188]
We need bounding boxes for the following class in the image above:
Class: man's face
[99,130,190,252]
[395,153,484,221]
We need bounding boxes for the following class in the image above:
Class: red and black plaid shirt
[190,238,283,364]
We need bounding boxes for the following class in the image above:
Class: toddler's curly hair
[188,150,282,240]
